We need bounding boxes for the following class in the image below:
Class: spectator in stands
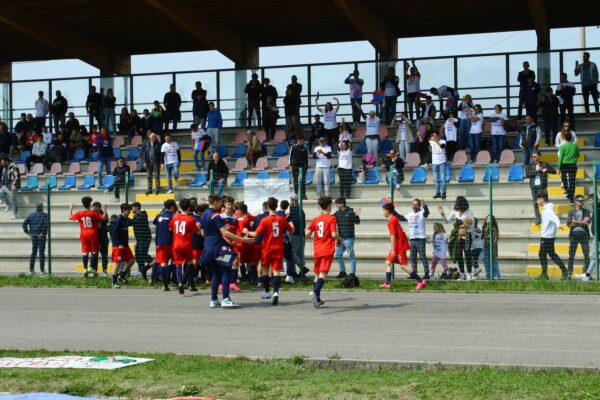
[309,114,324,150]
[50,90,68,134]
[262,78,278,128]
[34,91,49,133]
[430,85,459,118]
[68,128,87,158]
[526,151,555,224]
[365,110,380,159]
[523,75,541,124]
[111,157,130,201]
[118,107,131,136]
[163,84,182,132]
[415,122,432,167]
[41,126,52,145]
[245,130,262,168]
[150,101,165,136]
[191,81,208,128]
[26,135,48,172]
[539,88,559,146]
[456,95,473,149]
[86,85,102,131]
[316,97,339,148]
[430,131,447,199]
[207,152,228,195]
[289,194,306,276]
[161,133,180,193]
[405,198,430,278]
[520,115,541,165]
[438,196,476,280]
[334,197,360,278]
[144,133,162,195]
[263,95,279,141]
[394,112,413,161]
[0,124,14,159]
[574,52,599,116]
[337,140,354,199]
[207,101,223,151]
[65,112,80,134]
[313,137,332,198]
[191,124,208,171]
[567,195,590,279]
[286,75,302,118]
[536,193,568,280]
[131,202,153,280]
[283,88,299,132]
[289,136,309,199]
[577,195,599,281]
[420,95,436,128]
[380,67,401,125]
[489,104,508,163]
[481,215,500,279]
[404,59,421,120]
[338,121,352,144]
[470,218,483,276]
[16,129,33,155]
[384,149,404,189]
[95,128,113,186]
[14,113,27,137]
[345,70,365,127]
[45,132,67,169]
[245,73,262,129]
[286,115,302,144]
[130,109,141,137]
[443,110,459,162]
[0,157,20,219]
[103,88,117,133]
[517,61,535,120]
[555,72,576,129]
[468,104,484,163]
[22,202,47,275]
[557,131,579,204]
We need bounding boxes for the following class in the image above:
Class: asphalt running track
[1,287,599,369]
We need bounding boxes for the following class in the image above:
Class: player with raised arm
[169,198,201,295]
[246,197,294,305]
[305,197,338,308]
[152,199,177,291]
[111,203,136,288]
[69,196,107,278]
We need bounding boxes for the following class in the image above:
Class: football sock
[385,272,392,284]
[230,268,238,283]
[82,254,89,270]
[314,278,325,301]
[262,275,271,293]
[150,263,159,282]
[118,270,126,279]
[410,271,422,282]
[89,253,99,271]
[211,270,220,300]
[240,264,247,280]
[273,276,281,294]
[169,264,176,283]
[176,266,183,285]
[161,266,169,285]
[111,274,117,285]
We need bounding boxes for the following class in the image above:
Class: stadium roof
[0,0,598,74]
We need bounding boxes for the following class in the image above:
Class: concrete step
[547,186,585,197]
[527,243,584,256]
[525,266,584,278]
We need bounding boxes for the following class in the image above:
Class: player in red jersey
[236,202,258,283]
[69,196,107,278]
[220,196,241,291]
[169,198,200,295]
[381,202,427,290]
[305,196,339,308]
[247,197,294,305]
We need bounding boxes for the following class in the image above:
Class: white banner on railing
[0,356,153,370]
[243,179,291,215]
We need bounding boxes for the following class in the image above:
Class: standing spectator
[289,136,309,199]
[261,78,278,129]
[207,152,229,196]
[555,72,576,129]
[526,151,555,224]
[263,95,279,141]
[245,130,262,168]
[0,157,20,219]
[430,85,459,118]
[337,140,353,199]
[557,131,579,204]
[438,196,476,280]
[313,137,332,198]
[420,96,437,128]
[574,51,599,116]
[468,104,484,163]
[161,133,180,194]
[404,59,421,120]
[103,88,117,133]
[0,124,15,160]
[489,104,508,163]
[536,193,568,280]
[50,90,68,133]
[191,81,208,128]
[456,95,473,149]
[405,198,430,278]
[443,110,459,162]
[14,114,28,138]
[539,88,559,146]
[523,75,541,123]
[86,86,102,131]
[482,215,500,279]
[150,101,165,136]
[309,114,324,150]
[130,109,141,137]
[144,133,162,195]
[430,131,447,199]
[517,61,535,120]
[191,124,210,171]
[94,128,113,186]
[288,194,306,277]
[316,97,340,147]
[428,222,449,277]
[384,149,405,190]
[118,107,132,136]
[520,115,541,164]
[34,91,49,132]
[25,135,48,172]
[131,202,153,280]
[555,121,577,153]
[380,67,401,125]
[286,75,302,118]
[344,70,365,126]
[22,202,47,275]
[283,89,299,132]
[334,198,360,278]
[364,110,380,158]
[163,84,182,132]
[394,112,413,161]
[111,157,130,201]
[470,218,484,277]
[415,122,432,167]
[567,195,590,279]
[576,195,599,281]
[245,73,262,128]
[65,112,80,134]
[207,101,223,151]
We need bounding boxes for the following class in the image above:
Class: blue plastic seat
[458,165,475,183]
[594,132,600,147]
[97,175,115,190]
[126,147,140,161]
[278,170,291,182]
[231,144,247,158]
[272,143,288,157]
[305,170,313,185]
[355,141,367,155]
[596,162,600,179]
[39,176,57,190]
[21,176,39,192]
[188,173,207,188]
[378,139,394,155]
[445,165,452,183]
[113,147,122,159]
[363,168,380,184]
[410,167,427,184]
[58,175,76,190]
[483,164,500,182]
[69,149,85,163]
[329,169,336,184]
[507,164,525,182]
[77,175,95,190]
[231,172,248,187]
[256,171,270,180]
[217,145,228,158]
[16,151,31,164]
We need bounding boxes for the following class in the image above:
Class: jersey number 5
[272,222,279,237]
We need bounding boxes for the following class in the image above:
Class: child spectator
[428,222,449,278]
[309,114,324,150]
[470,218,484,278]
[482,215,500,279]
[394,112,413,160]
[489,104,508,163]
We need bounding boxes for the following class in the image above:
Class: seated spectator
[45,132,68,169]
[383,149,405,189]
[245,130,262,167]
[111,157,130,201]
[65,112,80,134]
[420,95,437,128]
[15,129,32,156]
[140,109,151,133]
[41,126,52,145]
[309,114,324,150]
[129,109,141,139]
[149,101,165,136]
[26,135,48,172]
[207,152,229,196]
[338,121,352,145]
[0,123,14,160]
[119,107,132,135]
[68,128,88,158]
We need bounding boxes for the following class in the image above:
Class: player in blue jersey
[220,196,241,291]
[189,203,208,290]
[111,203,135,288]
[152,199,177,291]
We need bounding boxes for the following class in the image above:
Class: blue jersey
[253,211,269,244]
[153,210,173,246]
[276,211,291,245]
[192,214,204,250]
[200,207,228,250]
[111,214,129,247]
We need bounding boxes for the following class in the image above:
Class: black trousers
[560,164,577,203]
[291,165,306,196]
[539,238,566,274]
[135,239,152,271]
[446,140,458,162]
[582,84,599,113]
[30,236,46,272]
[338,168,353,199]
[560,103,575,129]
[247,100,261,128]
[568,231,590,274]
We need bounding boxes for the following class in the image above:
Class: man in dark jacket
[191,82,209,129]
[94,128,113,186]
[51,90,68,133]
[144,133,162,195]
[286,75,302,117]
[45,132,68,169]
[334,198,361,278]
[86,85,102,131]
[556,72,576,129]
[0,123,14,159]
[289,137,309,199]
[163,84,182,132]
[523,76,541,124]
[519,115,541,163]
[22,202,48,274]
[112,157,130,201]
[526,151,556,224]
[92,201,110,276]
[65,112,80,134]
[131,202,152,279]
[245,73,262,128]
[0,157,20,219]
[289,194,307,277]
[207,152,229,195]
[517,61,535,120]
[567,195,590,278]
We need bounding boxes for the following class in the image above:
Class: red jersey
[219,212,239,246]
[169,213,200,249]
[255,214,292,256]
[388,215,410,253]
[237,213,255,245]
[308,214,337,256]
[72,210,103,239]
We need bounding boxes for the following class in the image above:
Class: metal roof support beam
[0,6,129,75]
[0,61,11,81]
[144,0,259,68]
[331,0,397,59]
[528,0,550,51]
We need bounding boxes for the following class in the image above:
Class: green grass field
[1,350,600,400]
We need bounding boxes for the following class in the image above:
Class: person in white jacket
[536,193,567,280]
[34,91,49,132]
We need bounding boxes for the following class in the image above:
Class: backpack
[441,267,461,280]
[341,273,360,288]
